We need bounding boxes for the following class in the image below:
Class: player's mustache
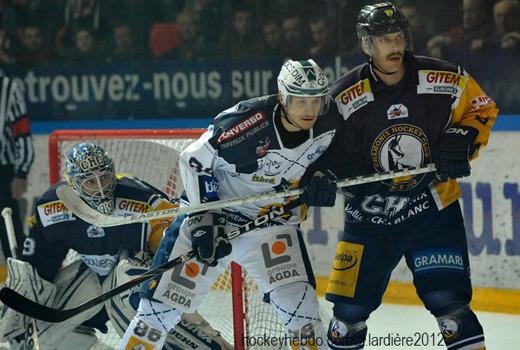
[387,52,403,60]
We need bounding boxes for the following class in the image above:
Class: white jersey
[179,95,339,226]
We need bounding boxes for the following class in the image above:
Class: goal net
[48,129,287,350]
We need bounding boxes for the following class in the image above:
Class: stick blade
[0,287,73,323]
[56,185,119,227]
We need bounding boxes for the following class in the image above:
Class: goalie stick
[0,200,300,323]
[56,164,437,228]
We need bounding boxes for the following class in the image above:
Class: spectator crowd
[0,0,518,67]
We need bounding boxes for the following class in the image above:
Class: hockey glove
[300,171,337,207]
[435,126,479,182]
[188,211,231,267]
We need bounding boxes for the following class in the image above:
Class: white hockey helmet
[277,59,330,116]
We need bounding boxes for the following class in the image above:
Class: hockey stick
[0,200,301,323]
[56,164,436,228]
[2,207,41,350]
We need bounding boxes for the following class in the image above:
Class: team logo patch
[257,152,285,176]
[470,95,494,110]
[413,249,465,274]
[251,174,276,184]
[417,70,467,97]
[387,104,409,120]
[335,79,374,118]
[256,136,271,157]
[261,233,304,285]
[217,111,267,144]
[86,225,105,238]
[80,253,117,276]
[326,241,364,298]
[37,200,75,227]
[438,317,460,339]
[371,124,431,191]
[115,198,151,216]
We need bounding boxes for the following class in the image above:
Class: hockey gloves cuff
[301,171,337,207]
[435,126,479,182]
[188,211,231,267]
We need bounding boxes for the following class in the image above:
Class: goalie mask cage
[48,129,285,350]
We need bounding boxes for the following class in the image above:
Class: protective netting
[50,130,287,350]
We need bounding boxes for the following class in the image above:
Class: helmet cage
[65,143,116,215]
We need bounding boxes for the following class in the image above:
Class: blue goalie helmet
[65,143,116,215]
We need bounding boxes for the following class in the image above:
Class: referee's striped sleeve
[1,77,34,178]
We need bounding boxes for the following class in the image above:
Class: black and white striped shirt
[0,76,34,178]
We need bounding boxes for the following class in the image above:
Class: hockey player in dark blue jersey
[0,143,232,350]
[119,59,340,350]
[309,3,498,350]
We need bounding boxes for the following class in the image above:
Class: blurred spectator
[400,1,431,53]
[494,0,520,50]
[0,1,17,64]
[160,7,216,60]
[221,4,262,59]
[426,0,494,58]
[57,0,111,56]
[14,1,64,52]
[13,23,52,65]
[108,0,158,53]
[107,24,148,62]
[261,18,284,58]
[66,26,105,62]
[280,15,309,59]
[309,16,336,57]
[0,30,15,64]
[189,0,226,43]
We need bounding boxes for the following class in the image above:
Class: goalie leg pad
[269,281,327,349]
[38,260,105,348]
[106,253,232,350]
[0,258,56,342]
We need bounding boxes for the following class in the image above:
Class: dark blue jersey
[23,174,173,281]
[315,53,498,233]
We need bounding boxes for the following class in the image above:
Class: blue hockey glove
[435,126,479,182]
[301,171,337,207]
[188,211,231,267]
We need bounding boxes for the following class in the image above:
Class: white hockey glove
[188,211,231,267]
[0,258,56,342]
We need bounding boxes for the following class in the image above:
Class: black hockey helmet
[356,2,413,53]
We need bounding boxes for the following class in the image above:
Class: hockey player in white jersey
[0,143,232,350]
[119,59,340,350]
